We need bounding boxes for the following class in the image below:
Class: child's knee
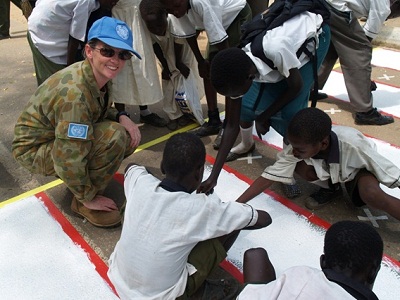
[358,184,382,206]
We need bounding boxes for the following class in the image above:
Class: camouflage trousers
[14,121,135,201]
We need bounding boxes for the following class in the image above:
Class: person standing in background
[0,0,36,39]
[317,0,394,126]
[27,0,118,86]
[111,0,168,128]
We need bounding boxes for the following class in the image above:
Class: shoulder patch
[67,123,89,139]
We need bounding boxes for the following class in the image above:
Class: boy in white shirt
[238,220,383,300]
[233,107,400,221]
[108,132,272,299]
[139,0,204,130]
[198,10,331,199]
[160,0,252,143]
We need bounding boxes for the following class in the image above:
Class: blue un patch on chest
[67,123,89,139]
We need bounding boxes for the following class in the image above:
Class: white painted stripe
[206,167,400,300]
[372,48,400,71]
[0,196,118,300]
[321,71,400,117]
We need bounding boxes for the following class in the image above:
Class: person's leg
[87,121,135,195]
[139,104,168,127]
[27,32,65,86]
[161,77,184,130]
[271,24,331,136]
[177,239,228,299]
[224,81,262,159]
[211,3,252,148]
[354,172,400,221]
[191,76,222,136]
[294,161,342,209]
[243,248,276,284]
[12,141,57,177]
[329,10,393,125]
[0,0,11,38]
[317,42,338,89]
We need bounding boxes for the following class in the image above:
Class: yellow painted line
[133,123,199,153]
[0,179,63,209]
[1,119,208,207]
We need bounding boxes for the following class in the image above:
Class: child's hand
[255,117,271,139]
[197,177,216,195]
[176,62,190,78]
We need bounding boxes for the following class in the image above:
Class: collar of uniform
[159,178,191,193]
[81,59,102,100]
[326,130,339,164]
[311,131,339,162]
[323,269,379,300]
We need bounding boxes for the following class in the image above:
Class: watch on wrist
[116,111,130,122]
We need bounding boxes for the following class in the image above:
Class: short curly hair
[287,107,332,144]
[324,221,383,274]
[211,48,254,95]
[162,132,205,179]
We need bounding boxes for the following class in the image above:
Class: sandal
[281,183,301,198]
[305,186,342,210]
[225,144,256,162]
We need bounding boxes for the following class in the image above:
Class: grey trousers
[318,7,373,113]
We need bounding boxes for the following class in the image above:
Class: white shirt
[169,0,246,45]
[28,0,99,64]
[108,165,258,300]
[244,12,324,83]
[237,266,355,299]
[262,125,400,188]
[325,0,391,39]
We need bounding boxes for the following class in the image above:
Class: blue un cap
[88,16,141,59]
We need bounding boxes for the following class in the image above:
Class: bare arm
[236,176,274,203]
[197,98,242,194]
[174,42,190,78]
[67,35,81,65]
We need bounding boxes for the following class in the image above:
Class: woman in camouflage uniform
[12,17,141,228]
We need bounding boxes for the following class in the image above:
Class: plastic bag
[174,73,204,125]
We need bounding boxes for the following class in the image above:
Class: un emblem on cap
[116,25,129,40]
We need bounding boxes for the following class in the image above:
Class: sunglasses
[91,47,133,61]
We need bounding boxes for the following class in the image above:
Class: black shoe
[213,128,224,150]
[166,119,178,131]
[140,113,168,127]
[370,80,377,91]
[176,114,194,126]
[192,121,221,137]
[166,115,194,130]
[0,33,11,40]
[225,144,256,162]
[200,278,240,300]
[309,91,328,101]
[354,108,394,125]
[305,186,342,210]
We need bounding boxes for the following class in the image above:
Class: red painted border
[35,191,118,296]
[206,154,400,269]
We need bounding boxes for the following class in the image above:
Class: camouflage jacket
[13,60,119,202]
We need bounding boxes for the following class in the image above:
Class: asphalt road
[1,4,400,266]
